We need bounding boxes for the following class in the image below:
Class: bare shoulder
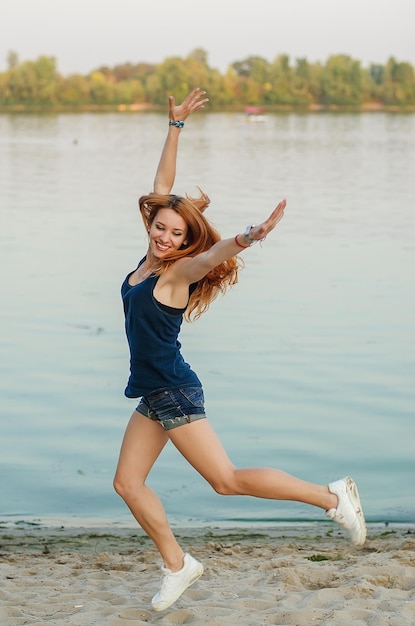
[158,257,192,285]
[169,253,212,285]
[159,257,195,286]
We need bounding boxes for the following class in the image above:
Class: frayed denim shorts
[136,386,206,431]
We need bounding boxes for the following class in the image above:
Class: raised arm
[153,88,209,195]
[175,199,287,284]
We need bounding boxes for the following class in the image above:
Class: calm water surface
[0,112,414,527]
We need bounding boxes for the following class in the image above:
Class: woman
[114,88,366,612]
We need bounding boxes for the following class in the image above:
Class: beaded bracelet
[169,120,185,128]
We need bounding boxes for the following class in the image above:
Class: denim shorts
[136,386,206,431]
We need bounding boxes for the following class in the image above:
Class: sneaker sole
[345,476,366,546]
[152,565,204,612]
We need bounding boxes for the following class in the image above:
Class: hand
[248,199,286,242]
[169,88,209,123]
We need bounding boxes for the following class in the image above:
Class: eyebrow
[155,220,184,233]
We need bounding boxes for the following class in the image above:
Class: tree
[33,56,59,103]
[0,72,10,104]
[150,57,190,104]
[187,48,209,67]
[115,79,145,104]
[291,58,314,104]
[365,63,385,102]
[321,55,363,105]
[5,55,58,104]
[1,51,415,108]
[89,71,116,104]
[383,57,415,104]
[267,54,294,104]
[232,56,269,81]
[58,74,90,105]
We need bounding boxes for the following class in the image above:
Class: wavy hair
[138,190,242,321]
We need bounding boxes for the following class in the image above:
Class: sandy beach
[1,523,414,625]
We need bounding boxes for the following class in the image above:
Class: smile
[155,241,170,251]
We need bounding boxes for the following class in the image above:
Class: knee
[113,473,134,501]
[209,470,239,496]
[113,474,124,498]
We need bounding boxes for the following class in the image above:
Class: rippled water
[0,111,414,526]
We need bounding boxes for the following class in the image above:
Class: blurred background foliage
[1,48,414,108]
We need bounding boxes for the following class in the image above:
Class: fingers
[186,88,208,111]
[249,199,286,242]
[264,199,286,224]
[273,198,286,213]
[188,87,204,101]
[269,199,286,222]
[188,87,206,102]
[169,88,209,121]
[168,95,176,118]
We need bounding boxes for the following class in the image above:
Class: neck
[144,248,158,272]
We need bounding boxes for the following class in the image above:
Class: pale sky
[2,0,414,75]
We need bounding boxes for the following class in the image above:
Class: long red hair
[139,190,241,320]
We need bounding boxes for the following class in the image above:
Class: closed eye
[155,223,183,237]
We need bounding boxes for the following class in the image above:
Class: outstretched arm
[175,199,287,284]
[153,88,209,195]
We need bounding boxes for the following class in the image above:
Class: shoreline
[1,517,414,552]
[1,524,414,625]
[1,521,414,554]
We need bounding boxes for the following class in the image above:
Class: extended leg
[169,419,366,544]
[169,419,337,508]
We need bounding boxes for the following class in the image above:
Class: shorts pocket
[179,387,204,408]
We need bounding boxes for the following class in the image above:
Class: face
[148,208,188,258]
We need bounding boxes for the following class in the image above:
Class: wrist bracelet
[169,120,185,128]
[234,234,250,249]
[243,224,257,245]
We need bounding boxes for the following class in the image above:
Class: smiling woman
[112,87,366,612]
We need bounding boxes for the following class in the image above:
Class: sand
[0,523,414,625]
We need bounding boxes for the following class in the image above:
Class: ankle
[323,486,338,511]
[327,490,338,511]
[163,552,185,572]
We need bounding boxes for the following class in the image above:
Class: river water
[0,111,414,528]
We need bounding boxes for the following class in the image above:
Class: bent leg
[113,411,185,570]
[168,419,337,511]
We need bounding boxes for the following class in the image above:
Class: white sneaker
[326,476,367,546]
[151,553,204,612]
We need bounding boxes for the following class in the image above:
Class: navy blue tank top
[121,260,201,397]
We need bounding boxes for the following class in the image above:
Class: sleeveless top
[121,259,201,397]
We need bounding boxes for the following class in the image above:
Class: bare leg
[114,414,337,570]
[113,411,185,571]
[169,419,338,510]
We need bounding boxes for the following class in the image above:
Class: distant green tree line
[1,48,415,108]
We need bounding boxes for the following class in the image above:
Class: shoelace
[159,569,179,594]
